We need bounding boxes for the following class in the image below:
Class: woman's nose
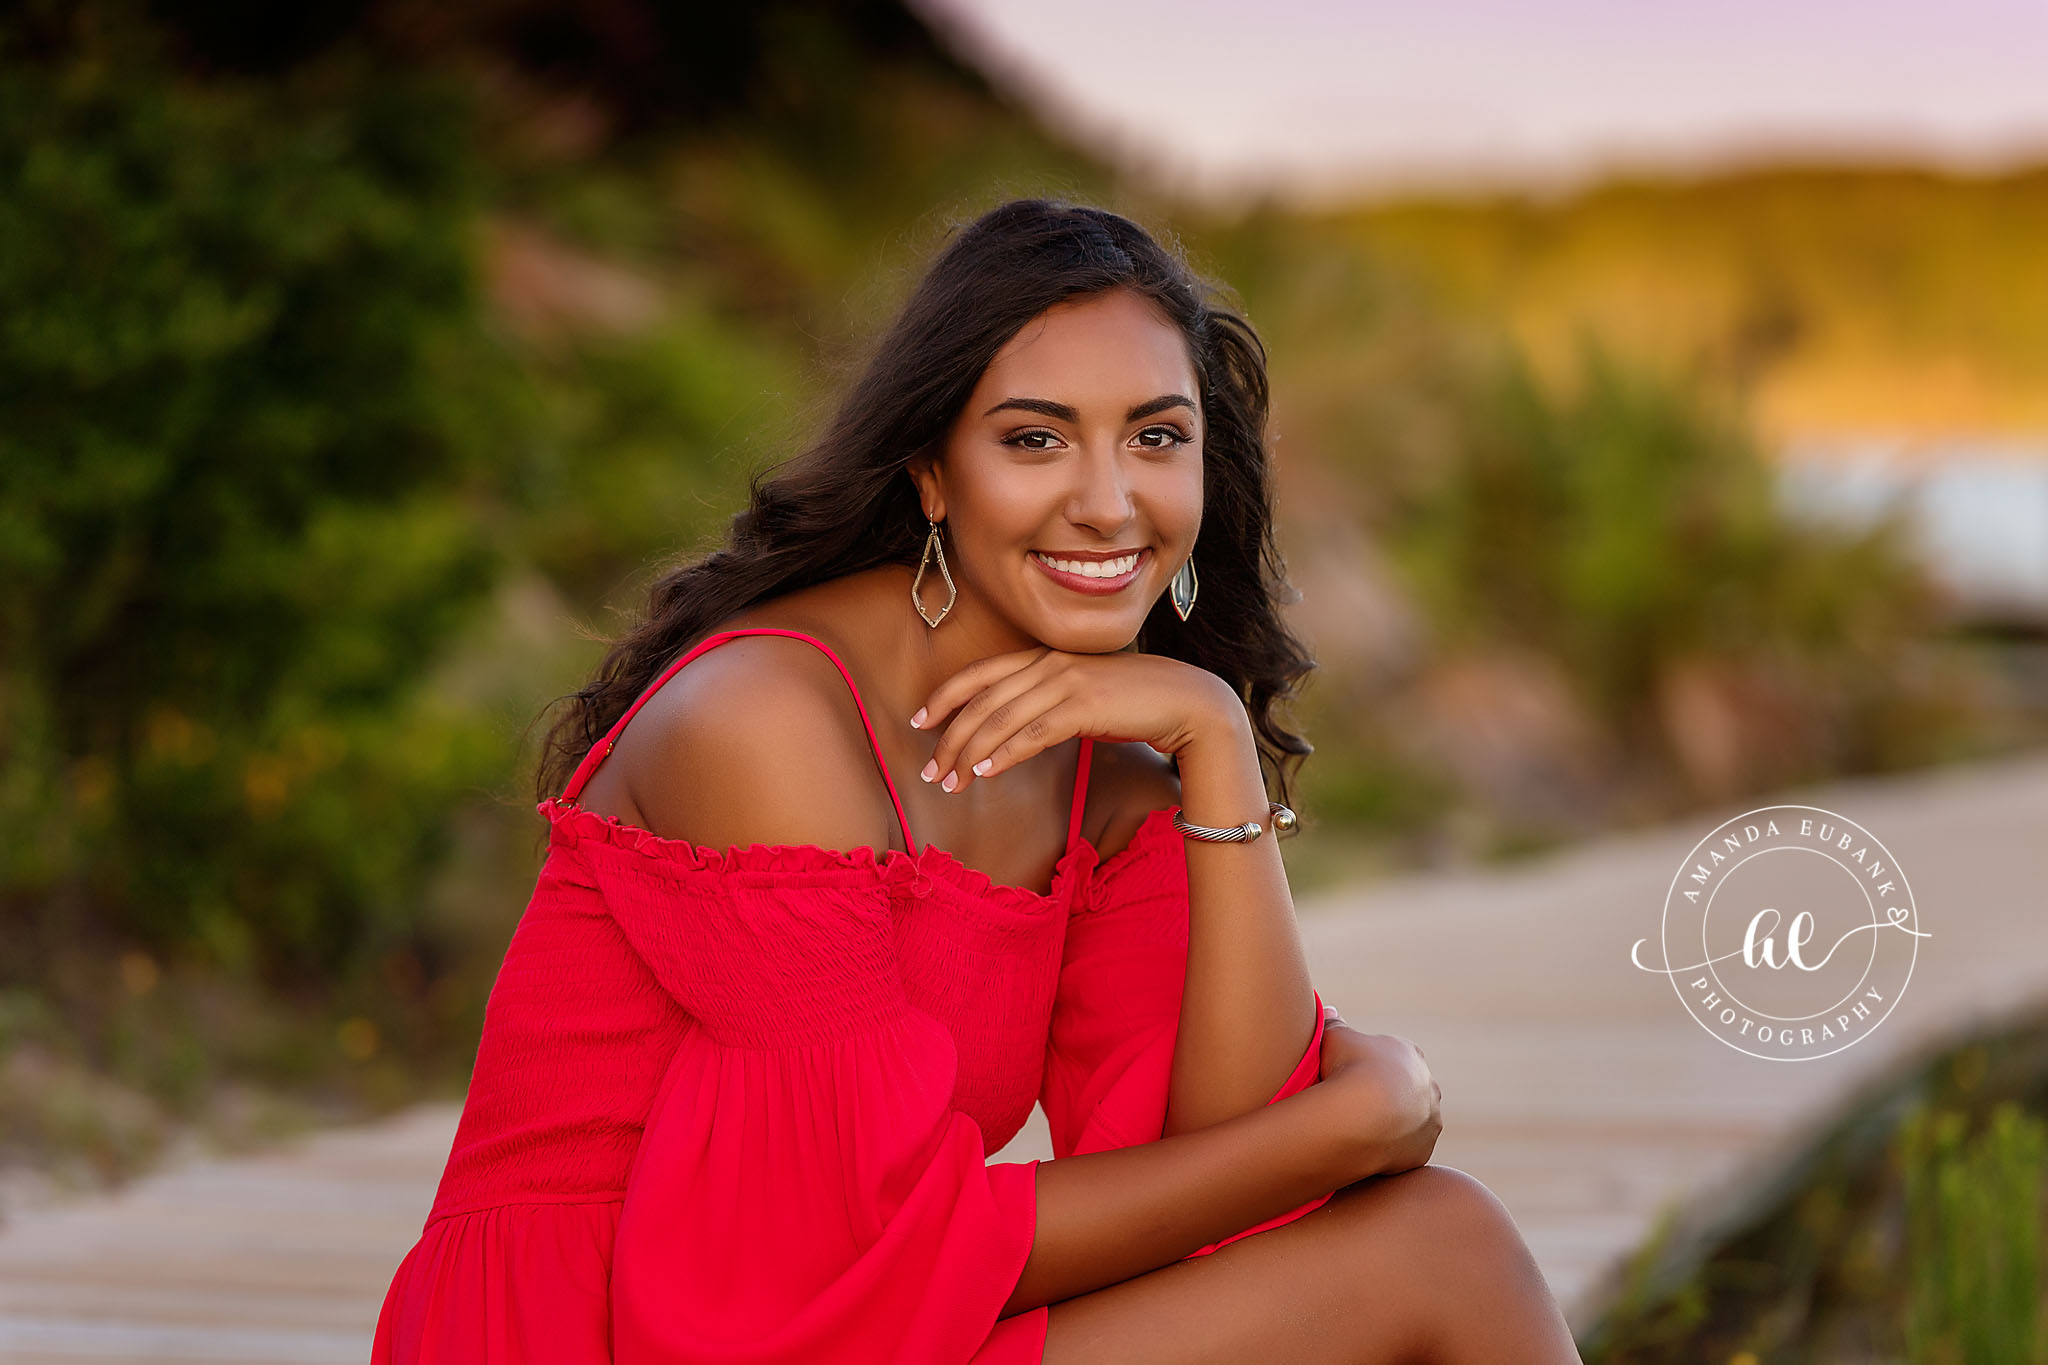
[1068,447,1136,527]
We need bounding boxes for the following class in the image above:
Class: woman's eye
[1002,426,1190,452]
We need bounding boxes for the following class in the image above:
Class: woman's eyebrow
[982,394,1196,423]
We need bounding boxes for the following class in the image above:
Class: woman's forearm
[1001,1084,1357,1317]
[1162,688,1318,1137]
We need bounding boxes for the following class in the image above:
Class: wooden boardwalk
[0,1105,455,1363]
[1309,747,2048,1320]
[2,749,2043,1360]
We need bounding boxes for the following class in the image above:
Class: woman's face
[914,287,1205,654]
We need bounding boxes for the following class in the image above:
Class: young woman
[373,198,1582,1363]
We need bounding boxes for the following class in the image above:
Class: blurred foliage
[0,13,512,986]
[0,7,540,1167]
[1384,337,1968,784]
[0,980,330,1194]
[1581,1012,2048,1364]
[1902,1101,2046,1365]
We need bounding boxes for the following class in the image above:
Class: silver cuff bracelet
[1170,802,1297,843]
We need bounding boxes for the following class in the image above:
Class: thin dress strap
[555,628,917,855]
[1067,737,1093,854]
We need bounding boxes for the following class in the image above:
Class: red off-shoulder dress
[372,627,1332,1363]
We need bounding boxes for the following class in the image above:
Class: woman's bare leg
[1041,1163,1582,1365]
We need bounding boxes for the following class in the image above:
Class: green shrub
[0,11,511,987]
[1901,1099,2047,1365]
[1380,335,1961,792]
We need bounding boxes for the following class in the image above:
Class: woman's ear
[906,453,945,522]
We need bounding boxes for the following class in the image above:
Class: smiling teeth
[1036,552,1140,578]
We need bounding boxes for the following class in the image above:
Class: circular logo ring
[1634,803,1927,1061]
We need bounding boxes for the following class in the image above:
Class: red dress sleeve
[563,819,1044,1365]
[1040,808,1334,1257]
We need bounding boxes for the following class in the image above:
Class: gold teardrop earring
[912,514,956,627]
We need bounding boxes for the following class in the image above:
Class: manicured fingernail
[910,707,926,729]
[920,758,938,783]
[942,770,958,792]
[971,758,992,776]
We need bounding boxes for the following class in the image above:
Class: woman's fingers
[910,647,1047,733]
[921,659,1069,794]
[934,695,1081,795]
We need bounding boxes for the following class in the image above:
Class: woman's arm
[1005,1077,1362,1315]
[1158,683,1320,1138]
[913,648,1316,1140]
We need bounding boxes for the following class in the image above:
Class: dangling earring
[912,514,956,627]
[1169,551,1199,621]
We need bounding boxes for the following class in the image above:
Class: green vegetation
[0,13,523,1181]
[1902,1101,2046,1365]
[0,25,505,974]
[1580,1013,2048,1363]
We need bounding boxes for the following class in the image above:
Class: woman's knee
[1330,1164,1537,1280]
[1398,1165,1519,1231]
[1336,1164,1577,1358]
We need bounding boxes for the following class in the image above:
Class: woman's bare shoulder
[593,629,899,858]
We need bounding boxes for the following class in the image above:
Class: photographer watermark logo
[1631,804,1928,1061]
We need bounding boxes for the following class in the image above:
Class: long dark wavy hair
[532,196,1317,814]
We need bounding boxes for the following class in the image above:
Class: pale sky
[912,0,2048,204]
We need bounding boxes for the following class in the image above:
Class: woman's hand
[909,646,1233,794]
[1316,1003,1442,1180]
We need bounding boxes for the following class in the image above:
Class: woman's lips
[1030,548,1149,596]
